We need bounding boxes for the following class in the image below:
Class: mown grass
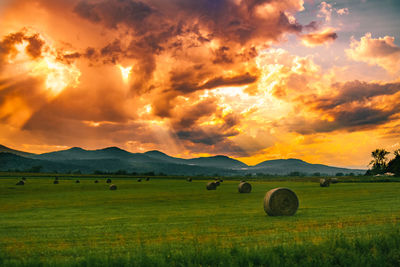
[0,176,399,266]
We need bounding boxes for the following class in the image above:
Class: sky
[0,0,399,168]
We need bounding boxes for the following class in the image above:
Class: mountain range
[0,144,366,176]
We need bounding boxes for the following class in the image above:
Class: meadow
[0,175,399,266]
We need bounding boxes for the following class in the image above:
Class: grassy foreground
[0,176,399,266]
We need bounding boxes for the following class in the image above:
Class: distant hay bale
[75,180,80,183]
[16,180,25,186]
[238,182,252,193]
[330,178,339,184]
[206,182,217,190]
[106,178,112,183]
[94,180,99,183]
[264,188,299,216]
[320,178,330,187]
[109,184,117,190]
[146,177,150,181]
[53,180,59,184]
[187,178,192,182]
[138,179,142,182]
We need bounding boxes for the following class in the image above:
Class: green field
[1,176,400,266]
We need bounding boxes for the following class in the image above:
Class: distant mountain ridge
[0,144,366,176]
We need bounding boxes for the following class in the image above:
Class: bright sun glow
[118,65,132,82]
[6,36,81,97]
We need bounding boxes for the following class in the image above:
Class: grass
[0,175,399,266]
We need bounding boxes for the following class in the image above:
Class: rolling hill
[0,144,365,176]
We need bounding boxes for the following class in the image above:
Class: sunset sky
[1,0,399,168]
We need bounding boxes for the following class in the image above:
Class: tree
[387,149,400,177]
[369,149,390,175]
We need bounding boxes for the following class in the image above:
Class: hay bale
[53,180,59,184]
[94,180,99,183]
[109,184,117,190]
[264,188,299,216]
[75,180,80,183]
[106,178,112,183]
[187,178,192,182]
[320,178,330,187]
[16,180,25,185]
[146,177,150,181]
[330,178,339,184]
[206,182,217,190]
[138,179,142,182]
[238,182,252,193]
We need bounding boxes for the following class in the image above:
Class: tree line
[367,148,400,176]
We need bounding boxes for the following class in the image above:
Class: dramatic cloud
[346,33,400,74]
[1,0,399,168]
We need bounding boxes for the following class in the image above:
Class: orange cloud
[346,33,400,74]
[300,28,338,47]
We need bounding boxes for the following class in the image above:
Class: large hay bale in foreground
[109,184,117,190]
[320,178,330,187]
[187,178,192,182]
[238,182,252,193]
[16,180,25,185]
[264,188,299,216]
[206,182,217,190]
[94,180,99,183]
[53,180,59,184]
[330,178,339,184]
[106,178,112,183]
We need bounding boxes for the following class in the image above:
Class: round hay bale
[16,180,25,186]
[146,177,150,181]
[109,184,117,190]
[330,178,339,184]
[264,188,299,216]
[75,180,80,183]
[53,180,59,184]
[206,182,217,190]
[187,178,192,182]
[320,178,330,187]
[106,178,112,183]
[94,180,99,183]
[238,182,252,193]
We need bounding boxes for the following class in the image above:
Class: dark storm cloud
[0,31,45,70]
[304,81,400,110]
[284,81,400,134]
